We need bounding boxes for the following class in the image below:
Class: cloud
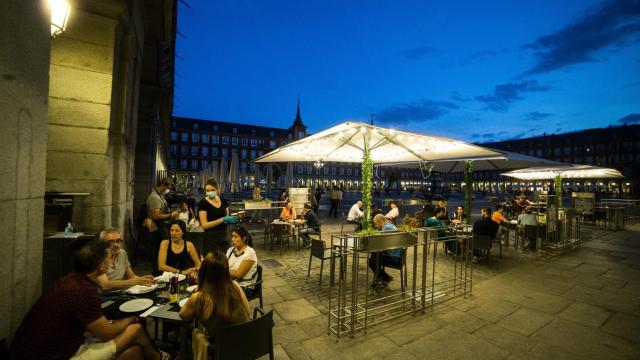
[475,80,551,112]
[377,100,459,123]
[402,47,437,60]
[460,48,510,65]
[521,0,640,75]
[622,80,640,88]
[450,91,472,102]
[525,111,552,121]
[617,113,640,124]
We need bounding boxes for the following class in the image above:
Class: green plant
[361,146,373,231]
[464,160,473,218]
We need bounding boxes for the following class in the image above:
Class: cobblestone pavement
[249,217,640,360]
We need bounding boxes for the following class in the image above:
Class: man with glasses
[96,229,154,292]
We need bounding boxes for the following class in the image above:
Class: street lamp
[49,0,71,37]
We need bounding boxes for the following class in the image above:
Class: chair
[341,220,359,234]
[262,219,272,250]
[382,250,408,292]
[209,307,274,360]
[523,225,538,250]
[243,265,263,308]
[472,234,493,264]
[307,232,336,285]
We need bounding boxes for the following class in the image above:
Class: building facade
[439,124,640,195]
[170,105,429,191]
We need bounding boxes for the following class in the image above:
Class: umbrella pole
[464,161,473,221]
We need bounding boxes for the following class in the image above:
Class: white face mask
[206,191,217,198]
[163,189,170,195]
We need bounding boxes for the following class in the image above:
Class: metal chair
[472,234,493,264]
[523,225,539,250]
[209,307,274,360]
[341,220,359,234]
[381,250,408,292]
[307,230,336,285]
[243,265,263,308]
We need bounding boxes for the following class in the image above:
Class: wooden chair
[209,308,274,360]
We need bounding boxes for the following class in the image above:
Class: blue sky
[174,0,640,142]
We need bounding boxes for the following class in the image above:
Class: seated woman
[226,225,258,298]
[280,201,297,221]
[179,251,250,334]
[177,201,196,226]
[158,221,201,276]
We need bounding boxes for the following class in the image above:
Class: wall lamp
[49,0,71,37]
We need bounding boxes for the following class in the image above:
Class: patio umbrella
[285,162,294,190]
[266,164,273,197]
[229,151,240,198]
[255,121,509,229]
[219,159,227,194]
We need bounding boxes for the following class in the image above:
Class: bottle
[169,275,179,304]
[64,222,73,236]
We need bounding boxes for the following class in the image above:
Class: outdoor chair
[243,265,264,308]
[523,225,539,250]
[307,231,338,285]
[262,219,272,249]
[382,249,408,292]
[472,234,493,264]
[341,220,359,234]
[271,223,296,251]
[208,307,274,360]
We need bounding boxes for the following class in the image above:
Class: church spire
[292,95,305,128]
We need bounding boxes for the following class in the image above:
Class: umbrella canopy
[229,151,240,193]
[254,122,502,164]
[502,164,624,180]
[285,162,294,189]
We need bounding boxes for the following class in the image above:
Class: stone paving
[250,217,640,360]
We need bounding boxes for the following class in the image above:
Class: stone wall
[46,2,143,235]
[0,0,51,341]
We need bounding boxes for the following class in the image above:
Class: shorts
[70,339,117,360]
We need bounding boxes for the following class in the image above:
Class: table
[270,219,303,250]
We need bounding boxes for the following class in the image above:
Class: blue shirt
[381,223,403,259]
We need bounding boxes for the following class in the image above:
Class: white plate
[119,298,154,313]
[187,284,198,293]
[126,284,158,295]
[179,298,188,308]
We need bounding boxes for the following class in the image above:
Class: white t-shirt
[226,246,258,283]
[385,207,399,220]
[347,204,363,221]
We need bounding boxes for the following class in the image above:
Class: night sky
[173,0,640,142]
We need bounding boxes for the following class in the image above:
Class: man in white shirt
[347,200,364,230]
[385,201,399,224]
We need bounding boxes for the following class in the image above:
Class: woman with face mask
[199,179,238,255]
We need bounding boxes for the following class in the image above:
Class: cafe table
[271,219,303,250]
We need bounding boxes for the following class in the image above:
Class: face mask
[163,189,170,195]
[206,191,217,198]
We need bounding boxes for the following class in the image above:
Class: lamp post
[49,0,71,37]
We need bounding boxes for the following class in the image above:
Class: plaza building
[438,124,640,196]
[169,104,430,192]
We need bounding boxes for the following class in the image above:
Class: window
[211,147,218,157]
[241,149,247,159]
[250,150,256,159]
[232,137,238,146]
[172,120,177,128]
[191,146,199,156]
[202,147,209,156]
[181,133,189,142]
[536,149,543,157]
[180,159,187,169]
[347,168,352,176]
[332,167,337,175]
[307,165,312,174]
[169,159,176,169]
[250,163,256,172]
[288,133,292,139]
[202,160,208,168]
[270,131,275,137]
[191,160,199,169]
[563,147,571,155]
[222,136,229,145]
[193,123,199,130]
[171,132,177,141]
[222,148,228,158]
[270,140,277,148]
[252,130,256,136]
[170,144,177,154]
[596,144,606,152]
[213,125,218,132]
[355,168,359,176]
[298,131,304,139]
[212,135,219,144]
[233,128,238,134]
[192,133,200,142]
[324,167,329,175]
[340,167,344,175]
[297,165,304,174]
[241,138,248,146]
[202,134,210,144]
[180,145,188,155]
[250,139,257,147]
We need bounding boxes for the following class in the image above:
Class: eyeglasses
[109,238,124,244]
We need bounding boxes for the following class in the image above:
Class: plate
[119,298,154,313]
[126,284,158,295]
[179,298,188,308]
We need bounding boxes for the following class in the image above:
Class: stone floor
[250,218,640,360]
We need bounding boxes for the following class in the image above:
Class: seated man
[368,214,401,287]
[426,208,454,253]
[517,206,538,249]
[384,201,399,224]
[347,200,364,230]
[10,235,167,360]
[450,205,467,225]
[300,202,321,249]
[472,208,499,263]
[96,229,154,292]
[491,204,509,244]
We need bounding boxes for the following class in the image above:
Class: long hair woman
[179,250,250,332]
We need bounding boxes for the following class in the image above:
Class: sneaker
[303,242,312,249]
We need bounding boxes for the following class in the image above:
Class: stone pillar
[0,0,50,340]
[46,4,142,235]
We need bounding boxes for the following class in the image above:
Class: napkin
[125,284,158,294]
[154,271,177,283]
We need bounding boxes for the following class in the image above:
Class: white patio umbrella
[501,164,624,180]
[285,162,294,189]
[218,159,227,194]
[255,121,511,228]
[229,151,240,196]
[265,164,273,196]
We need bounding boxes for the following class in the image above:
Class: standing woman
[199,179,238,255]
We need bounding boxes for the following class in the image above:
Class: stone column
[0,0,50,340]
